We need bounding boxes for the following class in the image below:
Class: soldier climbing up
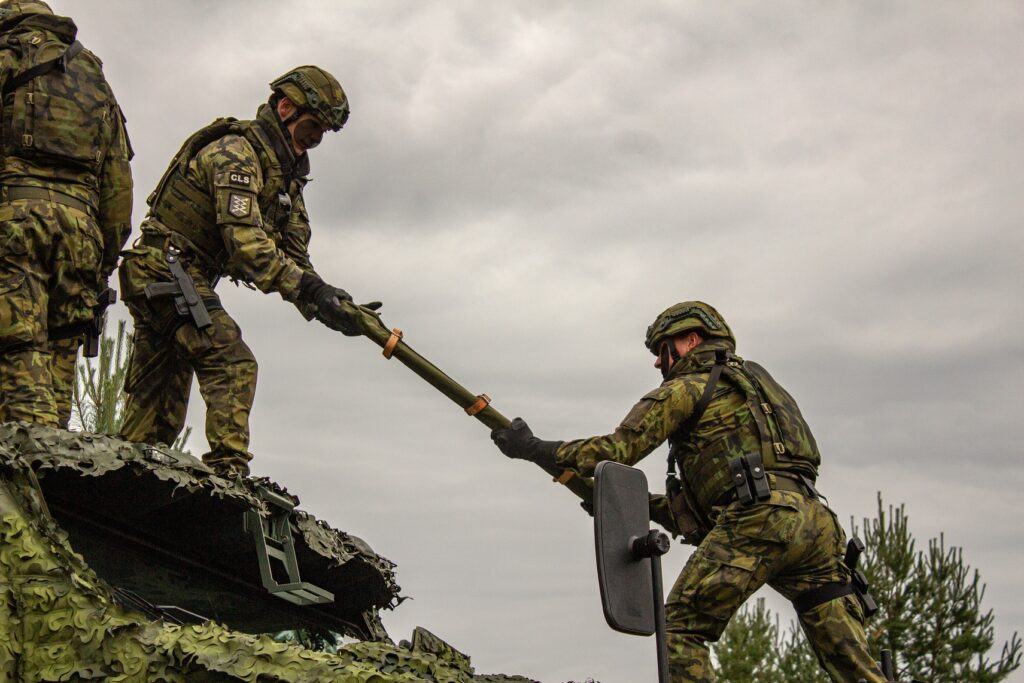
[117,66,377,477]
[491,301,887,683]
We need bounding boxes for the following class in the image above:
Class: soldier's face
[276,97,330,155]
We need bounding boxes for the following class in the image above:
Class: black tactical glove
[298,272,358,335]
[490,417,562,470]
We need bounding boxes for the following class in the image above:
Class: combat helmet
[645,301,735,353]
[0,0,53,28]
[270,65,350,131]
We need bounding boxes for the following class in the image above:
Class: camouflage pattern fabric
[0,201,105,426]
[0,7,133,426]
[555,337,884,682]
[119,104,324,470]
[665,490,883,682]
[0,425,533,682]
[556,337,819,523]
[119,307,257,471]
[45,337,76,429]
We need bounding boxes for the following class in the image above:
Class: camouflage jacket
[0,11,134,275]
[137,104,318,308]
[557,337,821,516]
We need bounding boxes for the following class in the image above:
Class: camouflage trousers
[0,198,102,427]
[666,490,885,683]
[118,242,255,471]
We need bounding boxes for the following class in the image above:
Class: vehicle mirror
[593,460,655,635]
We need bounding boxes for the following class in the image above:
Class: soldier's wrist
[531,440,563,469]
[297,271,325,303]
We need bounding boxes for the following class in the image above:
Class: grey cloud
[63,1,1024,680]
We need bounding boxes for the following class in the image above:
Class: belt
[139,232,168,249]
[138,231,222,283]
[769,472,818,498]
[1,185,94,216]
[715,470,817,506]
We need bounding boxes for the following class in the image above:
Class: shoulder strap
[681,349,728,434]
[1,39,82,97]
[666,349,728,478]
[146,117,242,208]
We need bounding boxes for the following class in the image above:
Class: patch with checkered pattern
[228,193,251,218]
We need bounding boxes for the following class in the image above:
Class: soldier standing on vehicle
[0,0,133,428]
[118,66,374,478]
[491,301,886,683]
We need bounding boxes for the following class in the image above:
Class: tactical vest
[145,116,304,269]
[1,27,117,179]
[668,350,821,516]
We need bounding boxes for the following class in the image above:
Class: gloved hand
[299,272,357,334]
[490,417,562,470]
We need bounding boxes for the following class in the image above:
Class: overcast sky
[66,2,1024,681]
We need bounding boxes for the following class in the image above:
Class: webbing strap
[48,321,89,341]
[792,581,855,613]
[556,470,575,485]
[2,185,92,214]
[2,40,83,97]
[666,349,728,479]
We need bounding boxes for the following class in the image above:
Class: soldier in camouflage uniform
[492,302,886,683]
[0,0,133,428]
[118,66,374,477]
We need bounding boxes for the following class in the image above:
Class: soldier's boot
[204,449,252,479]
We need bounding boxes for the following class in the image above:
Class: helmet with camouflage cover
[270,65,350,131]
[0,0,53,28]
[645,301,735,353]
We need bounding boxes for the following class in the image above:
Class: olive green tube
[342,301,594,505]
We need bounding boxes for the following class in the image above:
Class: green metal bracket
[245,485,334,606]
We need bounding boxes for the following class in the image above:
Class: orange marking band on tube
[383,328,403,359]
[556,470,575,485]
[465,394,491,416]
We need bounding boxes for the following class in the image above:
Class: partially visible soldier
[0,0,133,427]
[118,66,373,477]
[491,302,886,683]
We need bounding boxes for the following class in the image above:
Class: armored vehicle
[0,422,537,682]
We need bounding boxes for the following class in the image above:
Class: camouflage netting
[0,423,398,638]
[0,422,391,578]
[0,425,540,681]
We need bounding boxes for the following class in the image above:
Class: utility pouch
[665,475,705,545]
[727,452,772,506]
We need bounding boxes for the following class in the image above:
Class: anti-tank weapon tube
[340,301,595,505]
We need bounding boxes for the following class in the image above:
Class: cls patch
[228,171,252,188]
[228,193,251,218]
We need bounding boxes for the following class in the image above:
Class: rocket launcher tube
[340,301,595,505]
